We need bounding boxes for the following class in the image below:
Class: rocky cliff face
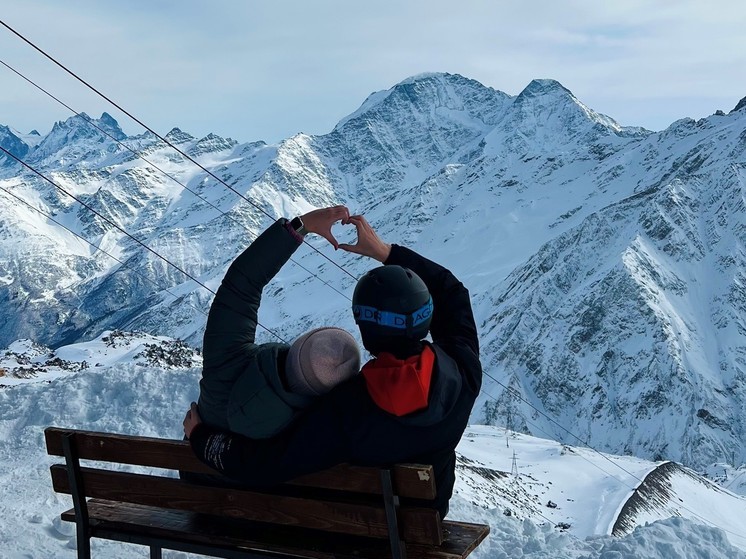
[1,73,744,470]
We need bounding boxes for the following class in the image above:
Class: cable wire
[478,377,746,542]
[478,389,638,490]
[0,145,288,343]
[481,370,648,482]
[0,183,211,323]
[0,18,357,282]
[0,57,351,303]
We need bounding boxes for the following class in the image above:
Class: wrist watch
[290,216,308,236]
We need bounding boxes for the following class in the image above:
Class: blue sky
[1,1,745,144]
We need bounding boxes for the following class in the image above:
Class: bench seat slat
[45,427,436,499]
[61,500,489,559]
[51,465,443,545]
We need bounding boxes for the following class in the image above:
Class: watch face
[291,217,307,234]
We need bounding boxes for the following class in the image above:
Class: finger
[320,230,339,249]
[345,216,365,232]
[342,212,362,225]
[346,216,373,235]
[338,243,363,254]
[331,205,348,220]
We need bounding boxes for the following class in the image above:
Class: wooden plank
[292,463,436,500]
[62,500,488,559]
[45,427,214,475]
[439,521,490,558]
[51,465,443,545]
[66,502,339,559]
[45,428,436,499]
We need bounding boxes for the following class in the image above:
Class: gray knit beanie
[285,327,361,396]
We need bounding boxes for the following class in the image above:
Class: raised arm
[385,244,479,356]
[201,219,301,367]
[339,214,480,390]
[203,206,350,368]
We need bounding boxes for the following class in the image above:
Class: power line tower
[505,384,515,448]
[511,450,519,478]
[505,405,512,448]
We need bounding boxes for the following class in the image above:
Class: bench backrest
[45,427,444,545]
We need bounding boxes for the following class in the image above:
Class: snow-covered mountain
[1,73,745,477]
[2,336,745,558]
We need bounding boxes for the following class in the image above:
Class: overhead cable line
[0,57,350,303]
[478,374,746,543]
[0,19,357,282]
[477,388,637,490]
[0,183,211,324]
[0,145,288,344]
[480,370,647,483]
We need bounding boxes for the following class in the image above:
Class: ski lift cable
[0,57,351,304]
[478,378,746,542]
[480,371,648,482]
[477,389,638,491]
[0,183,213,324]
[0,19,357,282]
[0,145,288,344]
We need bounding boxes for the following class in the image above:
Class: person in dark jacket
[184,211,482,517]
[197,205,361,439]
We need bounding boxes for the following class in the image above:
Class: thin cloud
[1,0,745,141]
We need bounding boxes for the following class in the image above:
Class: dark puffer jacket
[190,243,482,517]
[197,219,313,439]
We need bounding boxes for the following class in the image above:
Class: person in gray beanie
[196,205,361,440]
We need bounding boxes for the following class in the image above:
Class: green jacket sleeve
[202,219,301,368]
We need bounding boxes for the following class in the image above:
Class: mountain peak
[100,112,117,125]
[49,112,121,137]
[396,71,447,86]
[0,125,30,165]
[505,78,637,138]
[334,72,506,134]
[30,112,124,162]
[517,79,573,100]
[164,127,194,144]
[95,112,126,141]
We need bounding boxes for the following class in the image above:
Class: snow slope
[1,334,745,558]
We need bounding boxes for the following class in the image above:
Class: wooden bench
[45,427,490,559]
